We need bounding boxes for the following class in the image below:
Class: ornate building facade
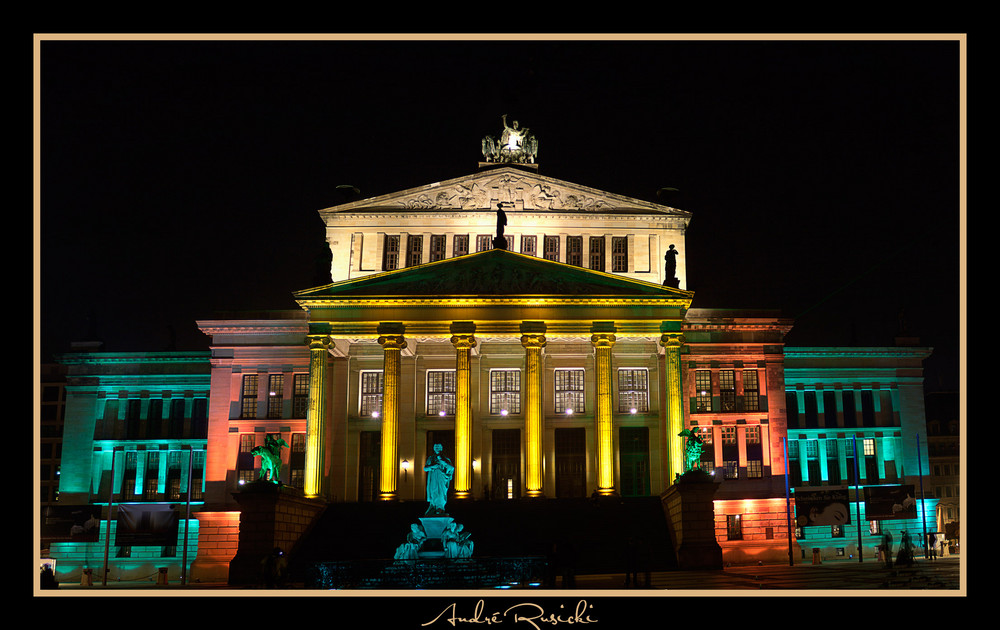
[43,152,940,583]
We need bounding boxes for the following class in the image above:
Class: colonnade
[303,321,687,500]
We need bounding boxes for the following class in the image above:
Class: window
[382,234,400,271]
[453,234,469,257]
[476,234,492,252]
[191,450,205,500]
[743,370,759,411]
[618,368,649,413]
[191,398,208,438]
[429,235,446,262]
[543,235,560,261]
[240,375,258,419]
[842,390,857,427]
[566,236,583,266]
[293,374,310,418]
[125,399,141,440]
[406,235,423,267]
[823,390,838,427]
[289,433,306,489]
[360,371,384,417]
[555,369,585,414]
[726,514,743,540]
[695,371,712,412]
[237,435,257,485]
[720,370,736,411]
[427,370,457,416]
[588,236,605,271]
[611,236,628,272]
[804,391,819,428]
[267,374,284,419]
[143,451,160,500]
[746,426,763,478]
[861,390,876,426]
[169,399,186,438]
[521,235,537,256]
[722,426,738,479]
[826,438,841,484]
[490,369,521,415]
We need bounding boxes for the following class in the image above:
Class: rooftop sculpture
[482,114,538,164]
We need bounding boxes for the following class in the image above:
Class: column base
[379,492,398,501]
[452,491,472,500]
[525,490,545,498]
[596,487,619,497]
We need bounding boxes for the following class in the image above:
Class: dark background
[37,37,962,392]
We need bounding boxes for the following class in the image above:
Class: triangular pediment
[320,166,690,216]
[294,249,694,301]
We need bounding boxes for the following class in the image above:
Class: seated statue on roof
[482,114,538,164]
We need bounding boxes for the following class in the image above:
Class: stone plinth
[228,482,326,586]
[660,470,724,570]
[417,516,454,557]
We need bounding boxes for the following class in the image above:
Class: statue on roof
[482,114,538,164]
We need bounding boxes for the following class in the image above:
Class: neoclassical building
[44,152,940,584]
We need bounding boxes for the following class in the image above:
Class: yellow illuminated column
[377,332,406,501]
[304,334,331,498]
[450,329,477,499]
[591,332,617,496]
[520,330,547,497]
[660,332,686,484]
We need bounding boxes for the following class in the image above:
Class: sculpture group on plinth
[392,443,474,562]
[482,114,538,164]
[251,433,289,484]
[676,429,709,482]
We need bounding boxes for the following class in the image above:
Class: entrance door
[358,431,381,502]
[619,427,650,496]
[555,427,587,498]
[491,429,521,500]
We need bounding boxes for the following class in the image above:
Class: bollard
[81,568,93,586]
[157,567,169,585]
[811,548,822,565]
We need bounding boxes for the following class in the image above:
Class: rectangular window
[695,370,712,412]
[191,398,208,438]
[566,236,583,266]
[476,234,492,252]
[727,514,743,540]
[237,434,256,485]
[146,398,163,439]
[743,370,759,411]
[804,391,819,428]
[240,375,258,419]
[382,234,400,271]
[824,391,839,427]
[359,371,384,417]
[588,236,605,271]
[617,368,649,413]
[842,390,857,427]
[543,235,560,261]
[611,236,628,272]
[289,433,306,489]
[554,369,585,414]
[429,235,447,262]
[453,234,469,257]
[267,374,284,419]
[520,235,537,256]
[169,398,186,438]
[406,235,423,267]
[720,370,736,411]
[722,426,738,479]
[746,425,763,478]
[490,369,521,415]
[827,438,841,485]
[861,390,876,426]
[293,374,310,418]
[143,451,160,499]
[427,370,457,416]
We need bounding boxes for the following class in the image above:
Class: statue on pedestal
[424,443,455,516]
[678,429,705,473]
[493,203,509,250]
[482,114,538,164]
[663,244,680,288]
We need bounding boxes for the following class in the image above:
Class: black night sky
[37,36,963,392]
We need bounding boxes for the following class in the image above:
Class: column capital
[659,332,685,348]
[450,334,478,350]
[377,334,407,351]
[590,332,616,348]
[520,333,547,349]
[307,334,332,351]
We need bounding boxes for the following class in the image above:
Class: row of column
[303,323,687,500]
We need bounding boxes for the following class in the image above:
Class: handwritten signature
[422,600,598,629]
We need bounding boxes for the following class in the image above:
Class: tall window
[722,426,738,479]
[566,236,583,266]
[360,371,383,417]
[476,235,492,252]
[826,438,841,484]
[191,450,205,500]
[743,370,759,411]
[453,234,469,257]
[611,236,628,272]
[861,390,876,427]
[746,426,763,478]
[555,369,585,414]
[289,433,306,489]
[143,451,160,500]
[823,391,839,427]
[863,438,879,483]
[520,235,537,256]
[806,439,821,485]
[237,434,256,485]
[618,368,649,413]
[191,398,208,438]
[240,374,258,419]
[588,236,605,271]
[429,235,447,262]
[146,398,163,439]
[842,390,857,427]
[695,370,712,412]
[406,235,423,267]
[125,399,141,440]
[426,370,456,416]
[490,369,521,415]
[293,374,310,418]
[169,398,186,438]
[543,235,560,261]
[720,370,736,411]
[727,514,743,540]
[804,391,819,428]
[382,234,400,271]
[267,374,284,419]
